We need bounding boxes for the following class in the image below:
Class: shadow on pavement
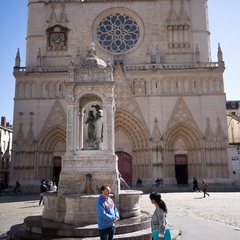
[0,193,39,203]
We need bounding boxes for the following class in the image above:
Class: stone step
[9,223,152,240]
[81,228,152,240]
[9,212,152,240]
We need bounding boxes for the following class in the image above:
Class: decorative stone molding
[14,166,34,169]
[47,0,154,2]
[165,96,202,137]
[124,62,223,71]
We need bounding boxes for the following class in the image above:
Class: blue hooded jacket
[96,194,119,230]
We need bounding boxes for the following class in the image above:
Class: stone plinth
[58,152,120,201]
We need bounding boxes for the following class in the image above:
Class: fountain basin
[42,190,143,225]
[42,192,65,222]
[119,190,143,219]
[64,194,99,225]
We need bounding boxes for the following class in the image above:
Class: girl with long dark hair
[149,192,168,240]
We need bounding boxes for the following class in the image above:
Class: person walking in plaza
[202,179,210,197]
[192,177,200,192]
[150,192,171,240]
[14,180,21,193]
[39,180,48,205]
[0,181,5,195]
[96,184,119,240]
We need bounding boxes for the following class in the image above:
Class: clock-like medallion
[49,32,65,47]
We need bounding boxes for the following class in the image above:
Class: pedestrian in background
[202,179,210,198]
[192,177,200,192]
[137,178,142,187]
[14,180,21,193]
[50,182,57,192]
[39,180,48,205]
[0,181,5,195]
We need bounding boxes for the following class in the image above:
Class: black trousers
[99,226,115,240]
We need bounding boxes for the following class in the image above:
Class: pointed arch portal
[165,123,202,183]
[38,126,66,181]
[115,109,149,150]
[115,109,149,183]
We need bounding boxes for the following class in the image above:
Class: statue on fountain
[85,105,103,149]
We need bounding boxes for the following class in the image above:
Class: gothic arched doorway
[116,151,132,186]
[175,154,188,184]
[38,126,66,182]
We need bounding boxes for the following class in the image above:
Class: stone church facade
[10,0,230,187]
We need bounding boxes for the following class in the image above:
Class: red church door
[115,151,132,186]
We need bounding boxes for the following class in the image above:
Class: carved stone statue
[85,105,104,149]
[85,110,96,143]
[92,105,103,142]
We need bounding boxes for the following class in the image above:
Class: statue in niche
[85,105,103,150]
[92,105,103,141]
[85,110,96,143]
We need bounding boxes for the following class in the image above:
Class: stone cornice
[48,0,155,2]
[14,66,68,74]
[14,61,225,75]
[124,62,225,72]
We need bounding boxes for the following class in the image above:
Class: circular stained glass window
[96,13,140,53]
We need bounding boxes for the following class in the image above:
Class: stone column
[102,100,115,153]
[65,87,74,154]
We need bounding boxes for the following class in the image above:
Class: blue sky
[0,1,240,124]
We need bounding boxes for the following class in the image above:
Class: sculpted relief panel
[63,159,115,169]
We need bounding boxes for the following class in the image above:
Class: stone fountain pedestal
[8,45,152,239]
[9,152,152,239]
[39,152,147,227]
[42,189,144,225]
[9,189,152,240]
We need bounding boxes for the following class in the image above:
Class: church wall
[14,74,67,140]
[135,94,228,137]
[126,67,226,136]
[26,0,210,67]
[115,130,133,155]
[11,0,232,187]
[190,0,211,61]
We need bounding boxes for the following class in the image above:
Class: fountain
[9,43,152,239]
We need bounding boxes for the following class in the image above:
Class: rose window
[96,13,140,53]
